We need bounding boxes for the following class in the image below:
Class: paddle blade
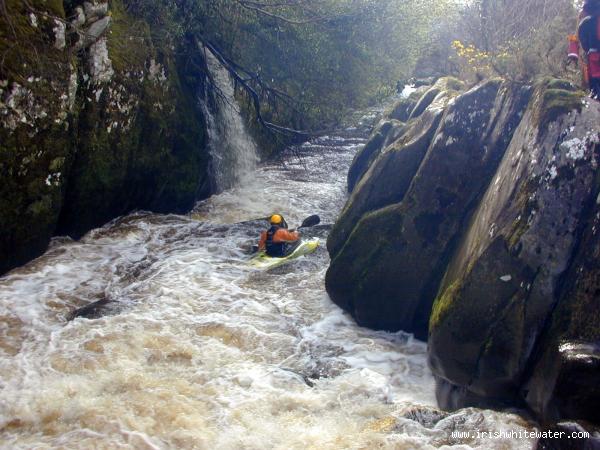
[300,215,321,229]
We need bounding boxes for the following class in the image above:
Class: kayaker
[259,214,301,257]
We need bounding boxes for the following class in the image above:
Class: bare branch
[199,38,329,138]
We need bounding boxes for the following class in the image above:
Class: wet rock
[346,119,406,193]
[327,80,531,339]
[400,405,449,428]
[435,374,521,411]
[1,2,211,273]
[79,16,112,50]
[429,80,600,423]
[71,7,86,28]
[83,1,109,23]
[555,343,600,421]
[87,37,114,83]
[68,297,111,321]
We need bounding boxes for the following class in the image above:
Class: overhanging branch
[199,37,324,138]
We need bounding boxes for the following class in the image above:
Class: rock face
[429,83,600,423]
[327,78,600,425]
[327,79,531,340]
[332,79,465,256]
[0,1,212,273]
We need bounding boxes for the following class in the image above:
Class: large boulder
[523,187,600,423]
[409,78,464,120]
[346,119,406,194]
[326,80,531,339]
[428,80,600,422]
[331,108,442,256]
[330,79,467,256]
[0,1,74,274]
[0,1,211,273]
[387,85,429,122]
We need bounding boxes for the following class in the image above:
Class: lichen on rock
[0,0,211,273]
[327,76,600,426]
[87,37,114,83]
[326,79,531,340]
[428,81,600,424]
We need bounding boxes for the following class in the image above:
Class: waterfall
[201,47,259,192]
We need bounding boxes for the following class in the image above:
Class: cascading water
[201,47,259,192]
[0,102,537,448]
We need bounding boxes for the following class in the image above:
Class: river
[0,113,538,448]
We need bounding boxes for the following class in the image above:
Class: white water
[0,103,536,447]
[201,47,259,192]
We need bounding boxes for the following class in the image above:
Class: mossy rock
[408,77,465,121]
[385,86,429,122]
[327,81,528,340]
[346,119,405,193]
[57,4,210,237]
[0,0,75,273]
[1,0,212,273]
[427,79,600,423]
[523,193,600,424]
[329,108,442,259]
[531,79,585,132]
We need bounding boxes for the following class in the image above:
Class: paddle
[238,215,320,229]
[298,215,321,229]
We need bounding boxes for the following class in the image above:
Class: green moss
[26,194,53,216]
[1,0,212,272]
[539,88,584,123]
[531,79,585,131]
[107,0,152,73]
[49,157,65,172]
[544,78,577,92]
[0,0,76,273]
[430,278,463,331]
[0,0,70,83]
[434,76,465,93]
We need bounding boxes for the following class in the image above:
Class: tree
[123,0,452,132]
[445,0,578,81]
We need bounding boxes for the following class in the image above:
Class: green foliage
[120,0,450,128]
[436,0,579,83]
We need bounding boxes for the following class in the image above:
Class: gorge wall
[326,77,600,426]
[0,0,213,274]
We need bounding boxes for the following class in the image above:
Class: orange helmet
[270,214,284,225]
[269,214,288,228]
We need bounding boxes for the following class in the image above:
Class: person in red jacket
[258,214,301,257]
[568,0,600,99]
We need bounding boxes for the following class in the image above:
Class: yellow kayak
[248,239,320,269]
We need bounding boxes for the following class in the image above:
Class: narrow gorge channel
[0,81,534,448]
